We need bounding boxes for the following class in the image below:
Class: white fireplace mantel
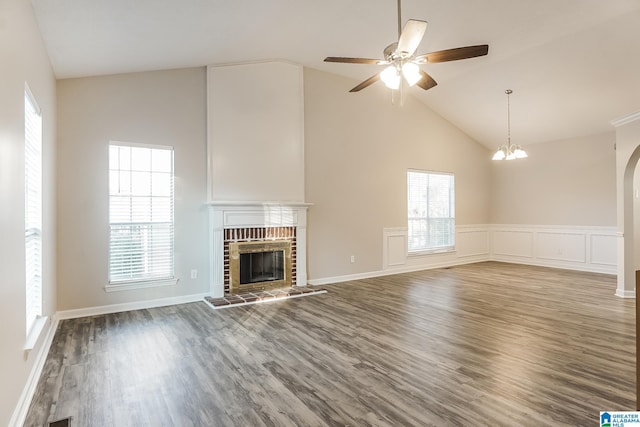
[207,201,311,297]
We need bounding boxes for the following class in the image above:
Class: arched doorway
[612,111,640,410]
[620,145,640,298]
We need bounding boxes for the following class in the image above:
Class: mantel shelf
[206,201,312,208]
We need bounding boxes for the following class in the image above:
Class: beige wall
[490,132,616,226]
[208,62,305,202]
[303,68,491,279]
[0,0,57,424]
[56,68,209,311]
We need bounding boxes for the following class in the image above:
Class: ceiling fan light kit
[381,65,402,89]
[380,61,422,89]
[402,62,422,86]
[492,89,528,161]
[324,0,489,94]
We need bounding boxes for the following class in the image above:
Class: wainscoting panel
[492,230,534,258]
[380,226,491,275]
[590,233,617,267]
[456,227,490,258]
[382,228,408,269]
[490,225,616,274]
[536,232,586,263]
[378,224,616,278]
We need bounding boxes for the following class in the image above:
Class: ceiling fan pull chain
[506,89,512,147]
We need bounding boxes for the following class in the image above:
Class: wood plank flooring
[24,262,635,426]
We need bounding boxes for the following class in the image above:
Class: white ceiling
[31,0,640,148]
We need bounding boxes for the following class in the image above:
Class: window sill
[105,277,178,293]
[24,315,49,353]
[408,247,456,257]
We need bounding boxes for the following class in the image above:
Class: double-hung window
[407,170,455,253]
[109,143,175,288]
[25,87,42,335]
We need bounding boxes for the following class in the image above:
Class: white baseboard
[615,289,636,298]
[57,292,210,320]
[9,315,60,427]
[307,270,386,286]
[490,255,617,275]
[307,257,489,286]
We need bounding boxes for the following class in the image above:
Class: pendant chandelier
[492,89,527,160]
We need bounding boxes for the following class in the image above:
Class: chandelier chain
[492,88,526,160]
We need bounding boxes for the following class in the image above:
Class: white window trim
[104,277,178,293]
[24,83,43,339]
[24,84,41,115]
[408,247,456,257]
[108,141,175,291]
[110,140,173,151]
[24,315,49,352]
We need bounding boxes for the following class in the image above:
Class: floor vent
[48,417,71,427]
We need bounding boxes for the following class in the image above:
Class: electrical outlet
[190,269,198,279]
[350,255,355,264]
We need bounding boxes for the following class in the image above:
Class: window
[25,87,42,335]
[109,143,174,286]
[407,170,455,253]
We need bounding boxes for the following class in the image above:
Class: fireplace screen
[240,250,285,284]
[229,240,292,293]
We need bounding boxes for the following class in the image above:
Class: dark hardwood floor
[24,262,635,426]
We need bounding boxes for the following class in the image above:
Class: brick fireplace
[225,227,296,294]
[208,202,310,298]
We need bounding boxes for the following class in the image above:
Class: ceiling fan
[324,0,489,93]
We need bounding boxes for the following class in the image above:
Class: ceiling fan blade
[324,57,387,65]
[416,45,489,63]
[416,70,437,91]
[349,74,381,92]
[396,19,427,56]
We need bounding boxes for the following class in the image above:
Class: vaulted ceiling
[31,0,640,148]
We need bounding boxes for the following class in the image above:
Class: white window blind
[25,88,42,335]
[407,170,455,252]
[109,143,174,283]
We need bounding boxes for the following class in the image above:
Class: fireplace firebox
[229,240,292,293]
[240,250,285,284]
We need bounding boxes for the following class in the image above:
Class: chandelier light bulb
[514,147,528,158]
[492,148,506,160]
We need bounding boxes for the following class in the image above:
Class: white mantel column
[209,206,225,298]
